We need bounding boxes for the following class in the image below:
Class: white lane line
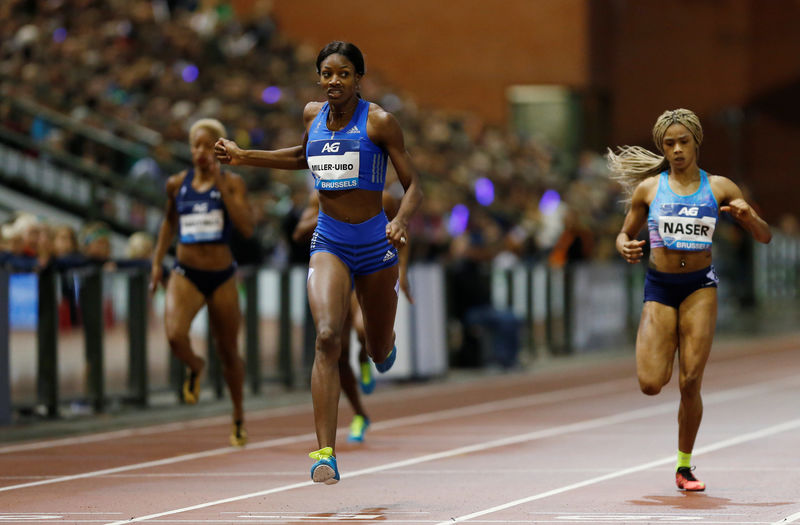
[774,511,800,524]
[526,511,748,515]
[101,378,800,525]
[0,379,630,494]
[435,418,800,524]
[120,518,777,525]
[0,407,307,455]
[5,338,793,456]
[7,337,793,456]
[0,433,308,494]
[369,378,629,431]
[0,368,575,455]
[544,514,769,525]
[2,376,793,496]
[0,513,122,523]
[0,418,262,455]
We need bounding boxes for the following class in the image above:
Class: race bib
[180,209,224,242]
[657,203,716,251]
[307,139,360,190]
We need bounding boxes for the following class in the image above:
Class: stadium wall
[268,0,589,125]
[264,0,800,222]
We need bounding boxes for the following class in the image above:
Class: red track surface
[1,333,799,524]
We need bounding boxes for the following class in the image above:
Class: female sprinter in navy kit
[214,41,423,484]
[607,108,771,491]
[150,118,253,447]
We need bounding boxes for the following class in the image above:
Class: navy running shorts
[173,261,237,298]
[643,265,719,309]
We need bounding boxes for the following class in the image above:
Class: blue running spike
[359,361,376,394]
[375,345,396,373]
[347,415,370,443]
[309,447,340,484]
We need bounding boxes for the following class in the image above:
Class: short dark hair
[316,41,365,76]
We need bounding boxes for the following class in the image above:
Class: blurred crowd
[3,0,799,370]
[0,211,153,272]
[0,210,154,329]
[3,1,796,317]
[0,0,627,271]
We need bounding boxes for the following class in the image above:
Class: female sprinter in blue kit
[607,108,771,491]
[214,41,423,484]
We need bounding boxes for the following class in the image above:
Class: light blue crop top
[647,170,718,251]
[305,98,388,191]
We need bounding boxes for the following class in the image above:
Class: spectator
[52,224,80,259]
[0,220,14,265]
[79,221,113,263]
[125,231,154,260]
[15,212,42,258]
[0,213,45,271]
[548,206,595,268]
[50,223,84,328]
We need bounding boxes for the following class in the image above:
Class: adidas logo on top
[382,250,396,262]
[346,125,360,134]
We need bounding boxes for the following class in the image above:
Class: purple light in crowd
[262,86,282,104]
[539,189,561,215]
[448,204,470,236]
[181,64,199,83]
[474,177,494,206]
[53,28,67,43]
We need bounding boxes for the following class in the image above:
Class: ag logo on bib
[658,203,717,251]
[308,139,361,189]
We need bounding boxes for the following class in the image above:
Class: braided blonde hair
[607,108,703,204]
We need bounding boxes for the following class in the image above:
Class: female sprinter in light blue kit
[214,41,423,484]
[608,108,771,491]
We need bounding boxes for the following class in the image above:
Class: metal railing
[2,233,798,425]
[1,263,317,422]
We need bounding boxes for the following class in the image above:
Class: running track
[0,333,798,524]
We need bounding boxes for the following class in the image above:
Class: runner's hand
[214,138,242,165]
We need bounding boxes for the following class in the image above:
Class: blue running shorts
[310,210,398,276]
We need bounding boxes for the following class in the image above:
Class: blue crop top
[647,170,718,251]
[305,98,388,191]
[175,168,232,244]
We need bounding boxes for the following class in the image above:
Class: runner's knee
[166,330,189,349]
[679,372,702,397]
[316,325,343,354]
[639,382,662,396]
